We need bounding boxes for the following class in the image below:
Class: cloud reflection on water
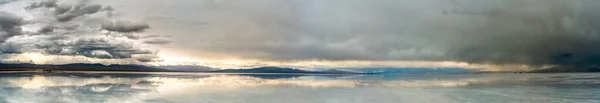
[0,72,598,103]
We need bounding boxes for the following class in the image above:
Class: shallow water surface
[0,72,598,103]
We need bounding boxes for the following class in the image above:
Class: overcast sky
[1,0,600,71]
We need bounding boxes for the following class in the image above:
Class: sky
[1,0,600,71]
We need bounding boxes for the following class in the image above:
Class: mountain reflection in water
[0,72,598,103]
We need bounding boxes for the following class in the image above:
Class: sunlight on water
[0,72,598,103]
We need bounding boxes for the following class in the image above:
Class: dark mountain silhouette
[212,67,367,74]
[155,65,218,72]
[318,69,363,74]
[235,74,307,79]
[213,66,316,73]
[0,63,172,72]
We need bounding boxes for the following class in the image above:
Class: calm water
[0,72,598,103]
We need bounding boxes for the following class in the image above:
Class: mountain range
[211,66,364,74]
[0,63,364,74]
[0,63,170,72]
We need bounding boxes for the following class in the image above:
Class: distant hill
[0,63,171,72]
[155,65,219,72]
[213,67,366,74]
[318,69,363,74]
[213,66,316,73]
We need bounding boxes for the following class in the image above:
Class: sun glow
[4,52,50,64]
[150,55,544,71]
[22,53,44,62]
[150,54,487,70]
[150,55,263,69]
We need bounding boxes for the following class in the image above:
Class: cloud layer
[0,11,24,43]
[117,0,600,67]
[36,38,152,59]
[4,0,600,69]
[0,0,168,62]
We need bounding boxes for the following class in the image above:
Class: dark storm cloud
[143,39,171,45]
[101,20,150,32]
[55,4,103,22]
[141,35,171,38]
[122,34,140,39]
[0,11,24,43]
[430,0,600,66]
[54,3,73,14]
[38,25,57,33]
[25,0,58,9]
[26,0,105,22]
[0,42,22,53]
[132,54,161,62]
[36,38,152,59]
